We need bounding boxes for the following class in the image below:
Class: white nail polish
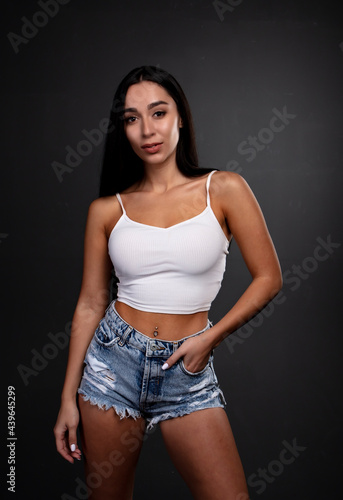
[70,444,76,452]
[162,363,169,370]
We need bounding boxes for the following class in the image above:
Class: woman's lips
[141,143,162,153]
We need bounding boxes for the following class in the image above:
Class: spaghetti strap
[206,170,217,207]
[115,193,126,215]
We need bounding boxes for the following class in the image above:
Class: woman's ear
[179,119,183,128]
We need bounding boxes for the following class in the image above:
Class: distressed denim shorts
[78,301,226,429]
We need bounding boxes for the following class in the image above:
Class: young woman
[54,66,282,500]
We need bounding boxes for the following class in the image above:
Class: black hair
[99,65,214,196]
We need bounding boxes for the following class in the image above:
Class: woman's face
[122,80,182,167]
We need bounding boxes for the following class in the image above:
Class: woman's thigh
[78,395,146,500]
[159,407,249,500]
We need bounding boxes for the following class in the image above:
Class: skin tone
[54,80,282,499]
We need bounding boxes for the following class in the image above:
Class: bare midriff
[115,301,209,341]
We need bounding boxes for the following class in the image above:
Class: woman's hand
[54,400,82,463]
[162,333,213,373]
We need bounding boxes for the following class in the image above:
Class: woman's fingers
[54,426,82,463]
[54,425,74,463]
[69,427,82,461]
[54,406,82,463]
[162,336,211,373]
[162,345,185,370]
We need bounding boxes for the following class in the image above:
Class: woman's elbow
[268,268,283,297]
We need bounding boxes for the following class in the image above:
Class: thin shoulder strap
[206,170,217,207]
[115,193,126,215]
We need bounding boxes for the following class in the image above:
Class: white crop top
[108,170,230,314]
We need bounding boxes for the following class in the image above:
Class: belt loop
[173,341,179,353]
[118,325,133,346]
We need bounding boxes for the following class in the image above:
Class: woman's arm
[163,171,282,372]
[205,171,283,347]
[54,198,113,463]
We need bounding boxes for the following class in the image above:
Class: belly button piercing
[153,326,158,337]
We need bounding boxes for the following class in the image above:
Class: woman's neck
[139,163,186,193]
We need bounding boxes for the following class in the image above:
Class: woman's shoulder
[210,170,248,195]
[86,195,122,230]
[210,170,260,219]
[88,194,120,212]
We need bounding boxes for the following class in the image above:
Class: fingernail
[162,363,169,370]
[70,444,76,452]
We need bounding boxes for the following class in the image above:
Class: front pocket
[179,358,211,376]
[94,319,120,347]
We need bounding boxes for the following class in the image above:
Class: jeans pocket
[94,319,120,347]
[179,356,212,376]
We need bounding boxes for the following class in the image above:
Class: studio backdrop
[2,1,342,499]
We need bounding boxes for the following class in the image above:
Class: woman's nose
[141,117,155,138]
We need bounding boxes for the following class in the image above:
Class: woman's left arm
[163,171,283,371]
[205,171,283,348]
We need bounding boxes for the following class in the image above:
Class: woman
[54,66,282,500]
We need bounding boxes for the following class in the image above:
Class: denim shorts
[78,301,226,430]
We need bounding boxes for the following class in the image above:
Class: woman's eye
[124,116,136,123]
[154,111,166,118]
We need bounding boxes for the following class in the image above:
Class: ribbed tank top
[108,170,230,314]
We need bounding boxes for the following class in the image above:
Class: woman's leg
[159,407,249,500]
[78,395,146,500]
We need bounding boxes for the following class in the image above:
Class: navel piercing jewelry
[153,326,158,337]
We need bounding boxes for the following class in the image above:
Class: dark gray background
[2,1,342,499]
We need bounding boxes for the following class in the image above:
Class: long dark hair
[99,65,214,196]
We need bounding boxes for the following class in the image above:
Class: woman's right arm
[54,198,113,463]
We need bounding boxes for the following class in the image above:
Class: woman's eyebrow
[147,100,169,110]
[123,100,169,113]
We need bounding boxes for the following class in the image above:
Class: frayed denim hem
[145,402,226,431]
[78,389,142,421]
